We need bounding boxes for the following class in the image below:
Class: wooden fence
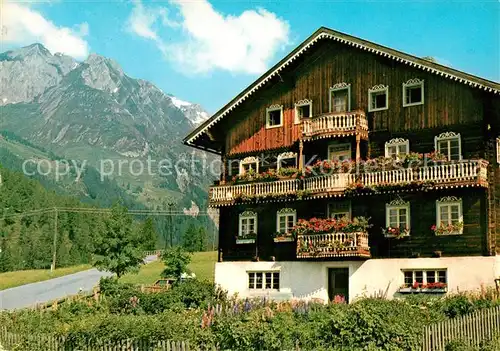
[0,327,196,351]
[422,305,500,350]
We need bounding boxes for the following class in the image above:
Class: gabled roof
[184,26,500,153]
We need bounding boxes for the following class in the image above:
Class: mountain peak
[84,53,123,74]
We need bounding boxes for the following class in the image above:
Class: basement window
[266,105,283,128]
[401,269,447,292]
[403,78,424,107]
[368,85,389,112]
[248,271,280,290]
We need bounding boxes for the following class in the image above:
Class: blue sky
[3,0,499,114]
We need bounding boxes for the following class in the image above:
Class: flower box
[398,287,447,294]
[273,236,294,243]
[236,238,256,244]
[431,222,464,236]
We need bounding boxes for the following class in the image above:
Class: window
[276,208,296,234]
[239,211,257,236]
[329,83,351,113]
[328,201,351,220]
[435,132,462,161]
[266,105,283,128]
[402,269,447,288]
[436,197,463,235]
[368,85,389,112]
[403,78,424,107]
[239,156,259,175]
[277,152,297,170]
[294,99,312,123]
[328,143,351,161]
[385,199,410,236]
[248,271,280,290]
[385,138,410,159]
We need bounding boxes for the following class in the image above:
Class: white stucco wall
[214,256,500,303]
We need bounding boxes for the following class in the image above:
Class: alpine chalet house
[184,27,500,302]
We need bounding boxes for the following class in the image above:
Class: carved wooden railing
[209,178,301,202]
[296,232,370,259]
[304,173,353,192]
[302,111,368,138]
[209,160,488,204]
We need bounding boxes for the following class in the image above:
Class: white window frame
[239,211,257,236]
[403,78,424,107]
[327,201,352,220]
[248,271,280,290]
[277,152,297,170]
[239,156,259,176]
[328,142,351,161]
[385,138,410,159]
[435,132,462,161]
[436,197,463,235]
[385,199,411,236]
[294,99,313,124]
[368,84,389,112]
[329,83,351,113]
[276,208,297,234]
[266,104,283,129]
[402,269,447,286]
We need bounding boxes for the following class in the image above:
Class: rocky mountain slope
[0,43,215,212]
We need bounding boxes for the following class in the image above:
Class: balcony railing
[209,160,488,204]
[302,111,368,139]
[209,178,301,203]
[296,232,370,259]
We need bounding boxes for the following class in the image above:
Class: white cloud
[127,0,290,74]
[1,2,89,59]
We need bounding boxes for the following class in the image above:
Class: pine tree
[140,217,157,250]
[182,223,199,253]
[92,204,145,278]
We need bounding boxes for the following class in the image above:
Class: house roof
[184,27,500,153]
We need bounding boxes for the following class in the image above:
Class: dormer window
[385,138,410,159]
[368,85,389,112]
[403,78,424,107]
[329,83,351,113]
[435,132,461,161]
[266,105,283,128]
[294,99,312,124]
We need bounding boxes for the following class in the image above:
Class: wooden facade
[185,28,500,261]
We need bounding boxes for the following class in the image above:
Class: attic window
[403,79,424,107]
[266,105,283,128]
[368,85,389,112]
[294,99,312,123]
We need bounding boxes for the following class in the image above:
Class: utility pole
[51,207,58,272]
[168,203,174,247]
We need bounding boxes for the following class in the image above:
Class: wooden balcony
[296,232,370,259]
[208,160,488,205]
[301,110,369,140]
[209,178,301,203]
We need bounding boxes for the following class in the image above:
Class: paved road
[0,255,159,311]
[0,268,113,310]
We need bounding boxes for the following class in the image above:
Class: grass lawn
[120,251,217,285]
[0,265,91,291]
